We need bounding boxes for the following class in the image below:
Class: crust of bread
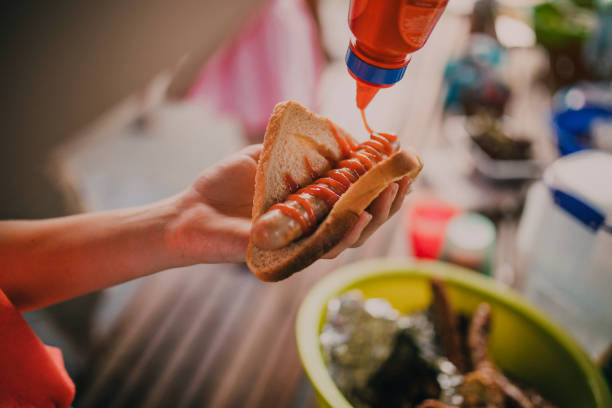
[246,101,423,281]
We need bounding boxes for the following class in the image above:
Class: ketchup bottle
[347,0,449,110]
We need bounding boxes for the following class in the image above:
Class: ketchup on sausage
[269,120,397,235]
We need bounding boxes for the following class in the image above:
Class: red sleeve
[0,290,75,408]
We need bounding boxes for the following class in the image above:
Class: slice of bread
[247,101,423,281]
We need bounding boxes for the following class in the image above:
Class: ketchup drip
[360,108,374,134]
[327,119,357,157]
[284,174,299,193]
[269,203,309,232]
[285,194,316,231]
[303,157,319,180]
[271,120,397,235]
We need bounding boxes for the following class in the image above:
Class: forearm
[0,198,184,312]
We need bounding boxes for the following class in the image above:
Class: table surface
[73,11,555,408]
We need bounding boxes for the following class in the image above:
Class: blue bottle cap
[345,46,407,86]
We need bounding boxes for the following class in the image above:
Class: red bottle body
[347,0,449,109]
[348,0,449,70]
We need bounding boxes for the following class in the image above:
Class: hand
[322,176,412,259]
[166,144,262,264]
[165,144,412,265]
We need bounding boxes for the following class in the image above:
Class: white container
[442,213,496,275]
[517,151,612,357]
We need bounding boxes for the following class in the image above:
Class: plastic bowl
[296,259,612,408]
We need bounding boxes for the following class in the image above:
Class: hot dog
[246,101,422,281]
[251,132,398,249]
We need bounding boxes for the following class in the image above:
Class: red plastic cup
[404,199,460,259]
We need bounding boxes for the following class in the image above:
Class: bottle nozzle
[356,80,380,110]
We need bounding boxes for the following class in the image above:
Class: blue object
[549,187,609,231]
[551,84,612,156]
[345,47,407,86]
[552,106,612,155]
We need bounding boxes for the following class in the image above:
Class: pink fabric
[0,290,75,408]
[188,0,324,134]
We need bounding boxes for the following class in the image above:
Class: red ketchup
[346,0,449,110]
[271,122,397,234]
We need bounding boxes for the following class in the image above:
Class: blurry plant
[533,1,593,50]
[532,1,598,89]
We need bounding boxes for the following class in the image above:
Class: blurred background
[1,0,611,406]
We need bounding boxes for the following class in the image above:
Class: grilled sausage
[251,194,328,250]
[251,133,398,250]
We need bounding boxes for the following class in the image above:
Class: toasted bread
[247,101,423,281]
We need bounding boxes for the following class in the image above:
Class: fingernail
[404,179,414,195]
[392,183,400,196]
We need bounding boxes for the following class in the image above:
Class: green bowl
[296,259,612,408]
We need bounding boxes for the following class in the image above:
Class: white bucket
[517,151,612,357]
